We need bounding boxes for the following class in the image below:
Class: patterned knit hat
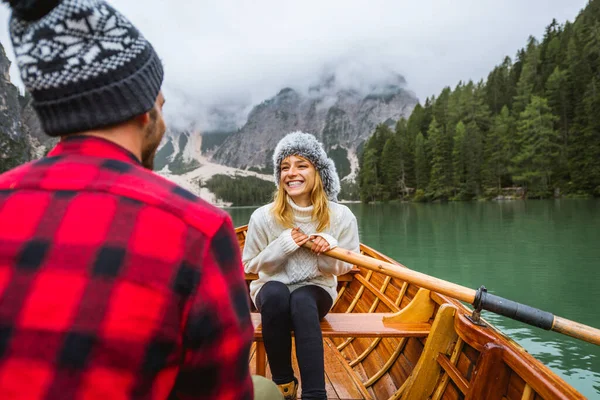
[3,0,164,135]
[273,131,341,202]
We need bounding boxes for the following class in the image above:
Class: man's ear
[135,111,151,127]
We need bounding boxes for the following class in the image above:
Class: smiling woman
[242,131,360,399]
[280,155,316,206]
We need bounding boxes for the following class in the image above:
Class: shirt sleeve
[171,216,254,400]
[316,208,360,276]
[242,210,299,274]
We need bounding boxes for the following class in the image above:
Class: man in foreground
[0,0,279,398]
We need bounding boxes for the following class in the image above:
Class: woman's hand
[309,235,331,254]
[291,227,310,247]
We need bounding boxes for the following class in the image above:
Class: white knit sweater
[242,198,360,305]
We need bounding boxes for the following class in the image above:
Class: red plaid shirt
[0,136,254,399]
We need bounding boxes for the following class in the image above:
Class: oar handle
[474,288,554,330]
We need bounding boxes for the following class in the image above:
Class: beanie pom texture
[2,0,61,21]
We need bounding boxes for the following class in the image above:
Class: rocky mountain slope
[0,42,56,173]
[210,74,418,180]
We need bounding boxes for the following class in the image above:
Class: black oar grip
[474,288,554,330]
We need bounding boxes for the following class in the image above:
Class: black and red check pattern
[0,136,254,399]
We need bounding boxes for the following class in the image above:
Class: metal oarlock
[469,285,555,331]
[467,285,488,327]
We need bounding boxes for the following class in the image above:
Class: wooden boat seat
[251,313,431,339]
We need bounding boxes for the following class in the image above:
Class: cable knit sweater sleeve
[316,206,360,276]
[242,207,299,274]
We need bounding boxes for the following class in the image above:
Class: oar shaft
[553,316,600,346]
[306,242,600,346]
[306,244,477,303]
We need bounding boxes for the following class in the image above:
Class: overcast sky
[0,0,588,130]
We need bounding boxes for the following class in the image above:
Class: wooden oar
[303,242,600,347]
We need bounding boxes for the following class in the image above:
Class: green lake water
[225,199,600,398]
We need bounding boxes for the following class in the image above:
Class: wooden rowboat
[235,225,590,399]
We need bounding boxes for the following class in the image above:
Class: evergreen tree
[358,124,394,202]
[421,97,435,136]
[484,106,514,191]
[513,37,541,114]
[467,82,493,133]
[464,121,484,197]
[546,66,571,185]
[433,87,452,132]
[359,148,381,203]
[485,57,514,114]
[539,19,562,85]
[380,135,402,200]
[426,118,452,198]
[447,82,464,127]
[546,66,571,142]
[407,104,426,141]
[452,121,467,196]
[511,96,560,196]
[395,118,415,196]
[510,48,526,96]
[415,132,429,190]
[457,81,475,122]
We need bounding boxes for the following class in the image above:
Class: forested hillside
[359,1,600,202]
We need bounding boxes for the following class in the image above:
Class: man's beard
[141,119,162,170]
[141,139,160,170]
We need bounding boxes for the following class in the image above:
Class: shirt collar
[47,135,142,166]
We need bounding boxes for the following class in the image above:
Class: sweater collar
[287,196,314,222]
[47,135,142,166]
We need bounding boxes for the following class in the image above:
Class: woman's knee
[290,286,332,319]
[258,281,290,314]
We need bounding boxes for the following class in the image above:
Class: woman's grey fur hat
[273,131,340,201]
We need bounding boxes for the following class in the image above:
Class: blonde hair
[272,158,331,232]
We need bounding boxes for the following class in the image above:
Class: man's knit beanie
[273,131,341,202]
[3,0,164,135]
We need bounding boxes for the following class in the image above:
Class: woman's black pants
[256,281,333,400]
